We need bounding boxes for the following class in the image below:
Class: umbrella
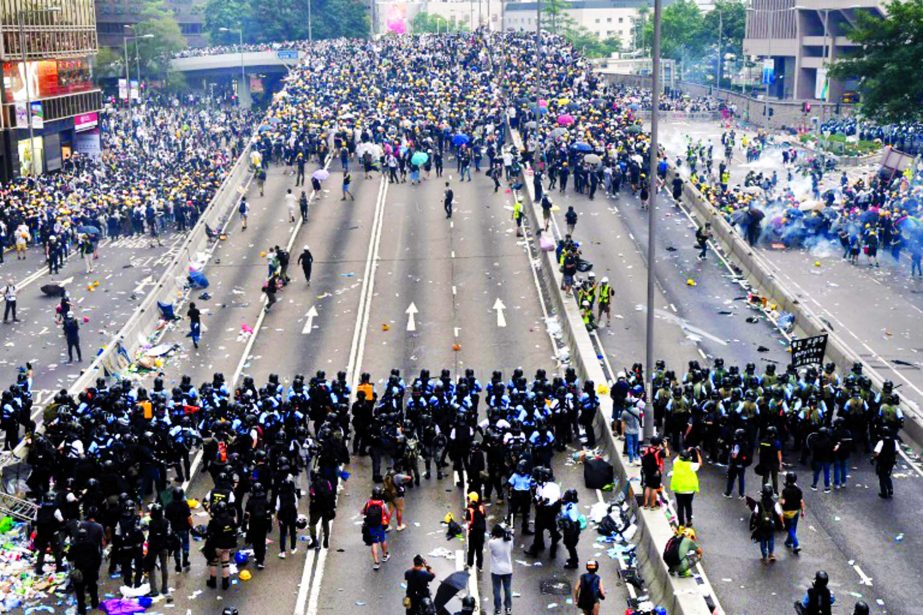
[411,151,429,166]
[627,124,643,134]
[572,142,592,153]
[433,570,469,615]
[312,169,330,181]
[452,134,470,147]
[798,200,825,212]
[77,225,100,235]
[584,153,602,165]
[356,142,375,157]
[268,117,283,125]
[557,114,575,126]
[40,284,65,297]
[741,186,763,195]
[551,127,567,139]
[731,210,752,226]
[749,207,766,222]
[525,121,537,129]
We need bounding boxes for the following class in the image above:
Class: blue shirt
[508,473,532,491]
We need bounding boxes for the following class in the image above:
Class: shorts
[598,302,610,314]
[643,471,662,490]
[368,525,386,544]
[15,242,26,252]
[562,273,574,287]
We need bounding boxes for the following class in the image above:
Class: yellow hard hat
[468,492,479,503]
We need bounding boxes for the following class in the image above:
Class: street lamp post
[220,27,246,107]
[17,5,61,176]
[644,0,663,441]
[715,8,723,89]
[122,29,155,124]
[308,0,313,43]
[535,0,541,105]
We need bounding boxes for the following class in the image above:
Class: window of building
[607,17,612,23]
[619,17,624,23]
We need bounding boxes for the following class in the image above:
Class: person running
[695,223,712,261]
[574,560,606,615]
[362,486,391,570]
[297,245,314,285]
[307,470,336,550]
[187,302,201,349]
[239,197,249,231]
[488,524,513,615]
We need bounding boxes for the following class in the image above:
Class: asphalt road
[0,231,187,412]
[39,160,631,615]
[535,124,923,614]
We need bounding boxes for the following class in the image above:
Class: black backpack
[663,535,682,567]
[365,501,383,527]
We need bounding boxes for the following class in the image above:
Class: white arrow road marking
[493,298,507,327]
[301,305,319,334]
[405,302,418,331]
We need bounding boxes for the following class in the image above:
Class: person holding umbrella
[403,554,435,615]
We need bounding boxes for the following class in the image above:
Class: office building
[743,0,885,102]
[503,0,650,51]
[96,0,206,48]
[0,0,102,179]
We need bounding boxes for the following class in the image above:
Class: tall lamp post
[715,8,723,89]
[219,27,246,106]
[17,5,61,176]
[643,0,663,441]
[122,32,154,124]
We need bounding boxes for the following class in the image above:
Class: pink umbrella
[557,114,575,126]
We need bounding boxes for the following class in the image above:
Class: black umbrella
[434,570,469,615]
[40,284,66,297]
[749,207,766,222]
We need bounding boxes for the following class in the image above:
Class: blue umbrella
[411,151,429,166]
[572,142,592,153]
[77,225,100,235]
[452,134,470,147]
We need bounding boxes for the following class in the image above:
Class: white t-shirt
[488,537,513,576]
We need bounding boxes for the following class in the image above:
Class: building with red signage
[0,0,102,180]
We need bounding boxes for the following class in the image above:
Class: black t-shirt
[188,306,201,325]
[404,567,435,601]
[781,484,803,512]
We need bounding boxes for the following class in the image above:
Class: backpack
[557,512,580,538]
[663,535,683,567]
[752,502,775,532]
[641,447,660,474]
[365,501,383,527]
[249,496,270,523]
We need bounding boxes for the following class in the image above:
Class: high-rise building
[0,0,102,180]
[743,0,884,102]
[95,0,206,49]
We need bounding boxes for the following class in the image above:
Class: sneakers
[256,563,266,570]
[383,552,391,563]
[823,488,831,494]
[278,552,287,559]
[810,485,818,491]
[291,547,298,555]
[397,524,407,532]
[372,562,381,571]
[722,492,732,499]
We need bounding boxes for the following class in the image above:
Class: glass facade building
[0,0,102,179]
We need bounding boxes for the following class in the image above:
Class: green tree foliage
[702,0,746,58]
[132,0,187,79]
[203,0,252,44]
[93,46,122,85]
[411,11,466,33]
[543,0,568,35]
[830,0,923,123]
[205,0,370,43]
[644,0,705,60]
[563,22,621,58]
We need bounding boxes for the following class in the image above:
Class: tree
[203,0,252,44]
[643,0,705,61]
[563,22,621,58]
[133,0,187,80]
[702,0,746,59]
[633,6,649,52]
[411,12,453,33]
[830,0,923,123]
[543,0,568,35]
[245,0,369,42]
[93,46,123,85]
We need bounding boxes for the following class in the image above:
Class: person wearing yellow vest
[670,447,702,527]
[512,200,524,237]
[596,277,613,326]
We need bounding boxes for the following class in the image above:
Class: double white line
[293,175,390,615]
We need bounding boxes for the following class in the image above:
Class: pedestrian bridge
[169,49,305,75]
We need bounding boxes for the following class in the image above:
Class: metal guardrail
[508,124,723,615]
[0,144,254,472]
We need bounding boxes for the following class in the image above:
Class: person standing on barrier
[670,447,701,527]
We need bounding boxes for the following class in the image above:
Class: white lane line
[853,564,873,586]
[302,176,389,615]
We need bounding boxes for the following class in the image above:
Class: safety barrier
[2,144,254,468]
[509,126,723,615]
[673,169,923,446]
